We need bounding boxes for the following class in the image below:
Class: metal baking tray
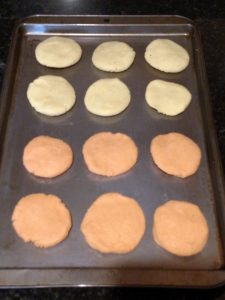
[0,15,225,288]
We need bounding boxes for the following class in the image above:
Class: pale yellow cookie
[92,41,135,72]
[84,78,131,116]
[82,132,138,176]
[81,192,146,253]
[145,39,189,73]
[23,135,73,178]
[153,200,209,256]
[12,193,72,248]
[145,80,192,116]
[27,75,76,116]
[150,132,201,178]
[35,36,82,68]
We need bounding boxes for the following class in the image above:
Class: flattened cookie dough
[81,192,146,254]
[92,41,135,72]
[150,132,201,178]
[23,135,73,178]
[84,78,131,116]
[27,75,76,116]
[12,193,72,248]
[145,80,192,116]
[82,132,138,176]
[153,200,209,256]
[35,36,82,68]
[145,39,190,73]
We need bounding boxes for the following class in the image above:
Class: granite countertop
[1,0,225,299]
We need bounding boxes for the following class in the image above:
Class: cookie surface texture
[12,193,72,248]
[35,36,82,68]
[153,200,209,256]
[27,75,76,116]
[81,192,146,253]
[150,132,201,178]
[145,39,190,73]
[92,41,135,72]
[84,78,131,116]
[82,132,138,176]
[145,80,192,116]
[23,135,73,178]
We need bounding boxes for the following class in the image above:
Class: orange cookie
[150,132,201,178]
[23,135,73,178]
[82,132,138,176]
[12,193,72,248]
[153,200,209,256]
[81,192,146,254]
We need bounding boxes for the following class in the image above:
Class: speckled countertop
[1,0,225,299]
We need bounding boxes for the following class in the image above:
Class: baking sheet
[0,15,225,287]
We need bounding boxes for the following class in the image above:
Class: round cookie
[153,200,209,256]
[12,193,72,248]
[35,36,82,68]
[81,192,146,254]
[145,39,190,73]
[84,78,131,117]
[92,41,135,72]
[145,80,192,116]
[150,132,201,178]
[27,75,76,116]
[82,132,138,176]
[23,135,73,178]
